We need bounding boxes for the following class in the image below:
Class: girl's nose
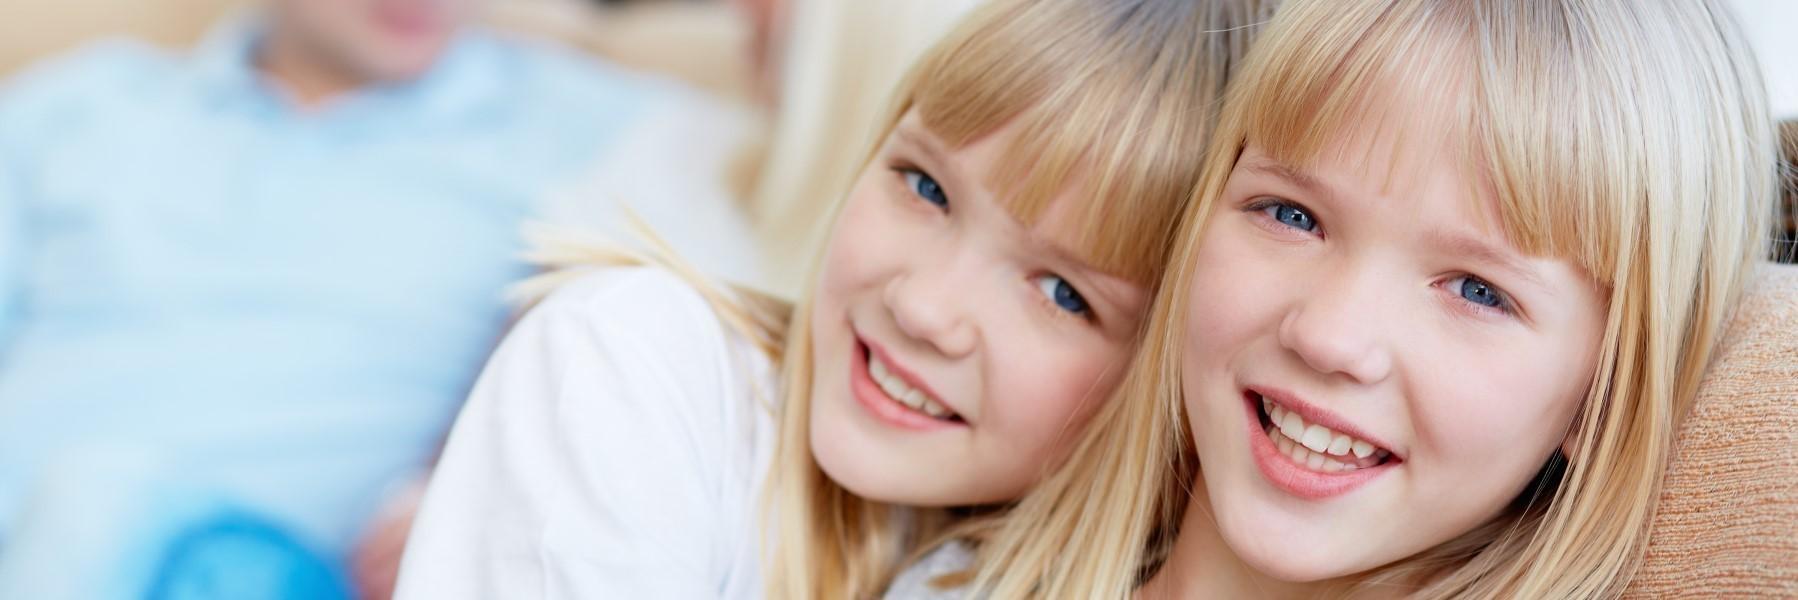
[1276,269,1394,385]
[883,265,980,359]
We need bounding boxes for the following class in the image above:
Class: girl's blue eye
[904,170,949,209]
[1261,202,1318,232]
[1449,275,1507,310]
[1036,275,1091,316]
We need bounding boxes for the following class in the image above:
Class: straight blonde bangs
[1224,0,1643,289]
[896,0,1264,284]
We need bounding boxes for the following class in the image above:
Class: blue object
[150,512,349,600]
[0,14,656,597]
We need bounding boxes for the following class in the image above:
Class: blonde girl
[962,0,1778,598]
[392,0,1272,598]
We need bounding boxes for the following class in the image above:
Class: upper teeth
[870,353,955,419]
[1261,397,1388,471]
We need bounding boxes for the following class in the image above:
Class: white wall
[1732,0,1798,119]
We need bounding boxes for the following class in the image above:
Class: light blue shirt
[0,17,654,593]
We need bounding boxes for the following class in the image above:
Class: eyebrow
[893,124,954,172]
[1021,226,1143,313]
[1424,230,1549,291]
[1242,159,1334,202]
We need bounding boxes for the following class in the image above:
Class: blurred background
[0,0,1791,599]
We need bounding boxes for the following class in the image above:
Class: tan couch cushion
[1628,263,1798,597]
[0,0,240,77]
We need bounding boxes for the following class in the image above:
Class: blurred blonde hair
[969,0,1778,598]
[745,0,984,295]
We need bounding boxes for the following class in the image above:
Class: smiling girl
[391,0,1272,598]
[961,0,1778,597]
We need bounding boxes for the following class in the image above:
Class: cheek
[984,330,1125,460]
[815,184,892,301]
[1183,229,1281,376]
[1407,338,1588,504]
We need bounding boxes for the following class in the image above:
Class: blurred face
[808,111,1147,507]
[267,0,472,84]
[1181,117,1607,581]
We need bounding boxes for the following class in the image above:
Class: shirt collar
[185,11,506,126]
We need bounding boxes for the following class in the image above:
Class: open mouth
[858,342,964,424]
[1250,390,1394,473]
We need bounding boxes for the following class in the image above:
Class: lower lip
[1243,393,1393,500]
[849,341,962,432]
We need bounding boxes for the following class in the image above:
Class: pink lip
[849,337,964,431]
[1242,390,1399,500]
[1251,386,1399,456]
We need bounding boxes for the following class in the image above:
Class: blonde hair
[747,0,986,295]
[756,0,1276,597]
[970,0,1778,598]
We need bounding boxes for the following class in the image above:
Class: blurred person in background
[0,0,661,597]
[343,0,982,596]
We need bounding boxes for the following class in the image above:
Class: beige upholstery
[1627,263,1798,597]
[0,0,240,76]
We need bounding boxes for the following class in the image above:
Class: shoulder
[519,265,777,399]
[0,39,173,124]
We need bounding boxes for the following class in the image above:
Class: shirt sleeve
[393,268,752,599]
[0,141,23,351]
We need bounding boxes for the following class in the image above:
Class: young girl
[391,0,1272,598]
[957,0,1778,597]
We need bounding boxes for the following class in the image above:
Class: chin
[809,424,907,503]
[1219,515,1360,583]
[1204,473,1365,584]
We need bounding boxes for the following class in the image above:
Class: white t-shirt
[393,267,779,599]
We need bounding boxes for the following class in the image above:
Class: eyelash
[1440,274,1517,317]
[1032,273,1098,324]
[895,166,950,211]
[1242,197,1520,318]
[1244,197,1323,238]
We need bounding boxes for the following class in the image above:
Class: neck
[256,27,367,108]
[1137,478,1378,600]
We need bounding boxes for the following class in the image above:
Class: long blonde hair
[757,0,1276,597]
[969,0,1778,598]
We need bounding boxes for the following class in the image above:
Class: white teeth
[1300,425,1333,453]
[1327,434,1352,456]
[869,353,955,419]
[1278,411,1306,441]
[1260,399,1389,472]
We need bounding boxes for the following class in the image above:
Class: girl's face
[1180,121,1607,580]
[808,111,1146,507]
